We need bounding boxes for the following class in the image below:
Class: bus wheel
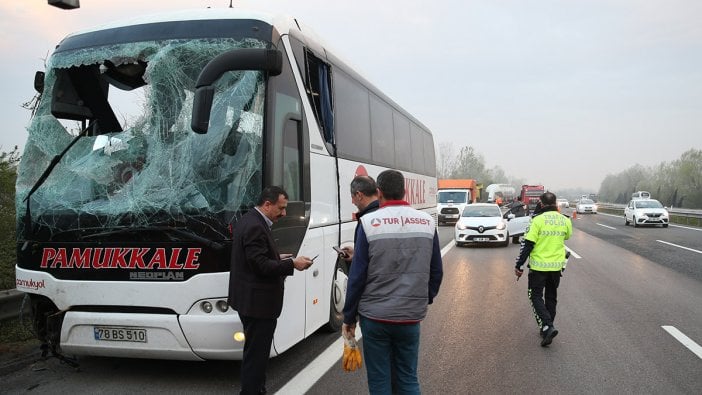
[325,257,348,332]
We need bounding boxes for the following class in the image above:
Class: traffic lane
[563,229,702,392]
[571,211,702,282]
[309,229,701,393]
[419,240,691,393]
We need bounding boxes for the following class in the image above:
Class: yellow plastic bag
[342,333,362,372]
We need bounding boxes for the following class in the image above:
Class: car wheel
[624,216,629,226]
[324,257,348,332]
[455,241,462,247]
[663,224,669,228]
[512,235,520,244]
[633,216,639,228]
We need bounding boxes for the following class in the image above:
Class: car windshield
[462,206,501,217]
[438,191,467,203]
[580,199,594,204]
[635,200,664,209]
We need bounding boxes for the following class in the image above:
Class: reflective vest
[525,211,572,271]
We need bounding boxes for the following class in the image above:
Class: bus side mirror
[191,48,283,134]
[34,71,45,93]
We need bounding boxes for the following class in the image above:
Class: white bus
[14,9,437,361]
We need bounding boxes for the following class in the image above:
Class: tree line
[437,143,701,209]
[437,142,525,188]
[598,149,702,208]
[0,147,19,290]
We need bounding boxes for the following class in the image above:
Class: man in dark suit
[228,186,313,395]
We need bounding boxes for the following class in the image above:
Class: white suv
[624,199,669,228]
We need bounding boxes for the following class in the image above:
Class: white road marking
[276,242,453,394]
[565,246,581,259]
[275,335,346,394]
[662,326,702,360]
[656,240,702,254]
[596,223,616,230]
[441,241,454,257]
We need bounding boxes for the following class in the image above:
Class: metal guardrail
[0,289,25,322]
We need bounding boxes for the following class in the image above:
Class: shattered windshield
[16,37,269,240]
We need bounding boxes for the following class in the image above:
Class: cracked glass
[17,37,268,241]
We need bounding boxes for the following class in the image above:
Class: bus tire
[324,257,349,332]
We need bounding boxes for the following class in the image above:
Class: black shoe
[540,326,558,347]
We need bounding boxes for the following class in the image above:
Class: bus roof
[65,8,289,37]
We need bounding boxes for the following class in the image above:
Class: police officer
[514,192,572,346]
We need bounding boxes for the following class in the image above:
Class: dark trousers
[528,270,561,329]
[239,315,277,395]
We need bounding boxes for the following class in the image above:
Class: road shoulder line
[661,326,702,360]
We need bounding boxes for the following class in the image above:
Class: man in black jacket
[341,175,379,261]
[228,186,313,394]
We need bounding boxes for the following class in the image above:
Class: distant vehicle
[455,203,511,247]
[485,184,516,205]
[576,199,598,214]
[437,179,477,225]
[520,185,545,211]
[631,191,651,200]
[624,199,669,227]
[556,198,570,209]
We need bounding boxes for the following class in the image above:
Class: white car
[624,199,669,228]
[455,203,528,247]
[556,198,569,209]
[576,199,597,214]
[502,203,532,244]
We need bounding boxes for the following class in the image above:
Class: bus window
[370,93,395,167]
[303,50,334,144]
[393,112,411,171]
[282,117,302,201]
[410,123,425,174]
[334,69,371,162]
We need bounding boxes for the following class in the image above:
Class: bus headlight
[200,301,213,313]
[233,332,245,342]
[216,300,229,312]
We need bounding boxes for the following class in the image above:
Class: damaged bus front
[14,11,296,361]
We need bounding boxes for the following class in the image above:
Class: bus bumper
[60,311,244,360]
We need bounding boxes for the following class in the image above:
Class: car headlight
[456,223,467,230]
[496,222,506,230]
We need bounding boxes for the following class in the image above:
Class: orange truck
[437,179,478,225]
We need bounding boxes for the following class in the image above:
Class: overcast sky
[1,0,700,190]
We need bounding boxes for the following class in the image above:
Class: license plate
[447,215,458,219]
[94,326,147,343]
[474,237,489,242]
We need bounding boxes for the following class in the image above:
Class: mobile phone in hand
[332,246,348,258]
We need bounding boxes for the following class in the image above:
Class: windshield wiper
[81,226,224,251]
[23,124,93,238]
